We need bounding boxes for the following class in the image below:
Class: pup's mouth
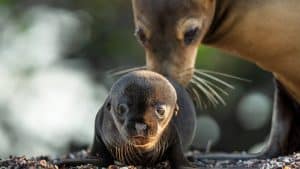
[131,135,150,144]
[132,135,147,139]
[129,135,157,148]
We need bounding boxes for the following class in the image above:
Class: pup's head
[132,0,216,86]
[106,70,178,150]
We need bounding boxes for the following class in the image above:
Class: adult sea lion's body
[56,70,196,168]
[131,0,300,158]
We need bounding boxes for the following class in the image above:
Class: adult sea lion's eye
[135,28,147,46]
[155,105,166,119]
[118,103,129,116]
[184,27,199,45]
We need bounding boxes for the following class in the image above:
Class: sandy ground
[1,150,300,169]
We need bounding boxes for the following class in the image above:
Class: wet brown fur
[131,0,300,159]
[55,71,196,168]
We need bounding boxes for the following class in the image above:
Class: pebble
[39,160,47,167]
[1,151,300,169]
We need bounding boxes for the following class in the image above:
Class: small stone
[108,165,119,169]
[39,160,47,167]
[69,154,76,159]
[120,167,131,169]
[283,166,291,169]
[283,158,291,163]
[19,159,27,165]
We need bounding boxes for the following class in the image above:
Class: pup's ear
[174,104,179,116]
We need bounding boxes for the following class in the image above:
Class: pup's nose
[135,122,148,133]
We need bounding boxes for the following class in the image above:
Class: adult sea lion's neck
[203,0,236,45]
[203,0,300,103]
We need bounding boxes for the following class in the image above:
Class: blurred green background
[0,0,274,157]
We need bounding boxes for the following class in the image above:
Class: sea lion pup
[55,70,196,169]
[131,0,300,159]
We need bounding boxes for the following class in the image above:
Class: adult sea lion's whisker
[194,79,219,107]
[194,71,235,89]
[191,79,217,107]
[192,77,224,107]
[180,69,234,90]
[113,66,147,76]
[192,77,220,106]
[179,70,230,107]
[195,69,251,82]
[192,86,204,109]
[187,85,204,108]
[199,77,230,96]
[187,84,202,108]
[193,76,226,106]
[108,66,147,76]
[194,73,230,99]
[189,84,207,109]
[191,79,215,107]
[193,85,207,109]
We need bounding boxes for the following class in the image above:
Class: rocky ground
[1,151,300,169]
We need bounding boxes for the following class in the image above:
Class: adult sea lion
[131,0,300,158]
[55,70,196,168]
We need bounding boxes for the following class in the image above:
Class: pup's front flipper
[168,134,198,169]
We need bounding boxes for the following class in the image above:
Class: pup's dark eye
[135,28,147,46]
[184,27,199,45]
[118,103,129,116]
[155,105,166,119]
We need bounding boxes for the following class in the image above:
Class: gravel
[1,150,300,169]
